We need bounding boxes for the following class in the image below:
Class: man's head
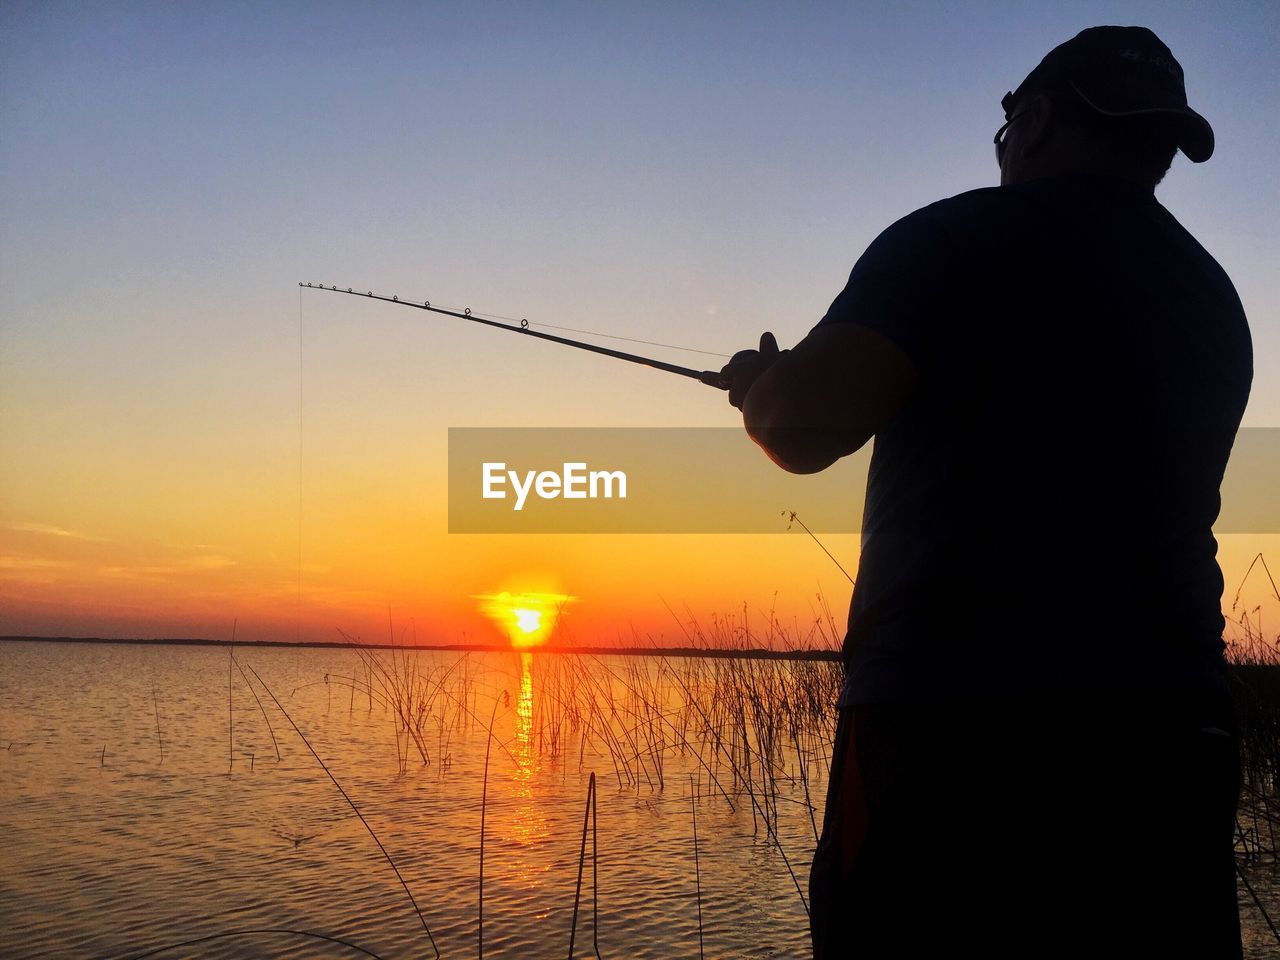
[996,26,1213,189]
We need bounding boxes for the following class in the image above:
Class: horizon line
[0,635,843,662]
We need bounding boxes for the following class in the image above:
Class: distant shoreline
[0,635,842,662]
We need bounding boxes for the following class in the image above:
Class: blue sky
[3,2,1275,427]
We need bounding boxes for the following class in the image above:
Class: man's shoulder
[900,176,1143,230]
[925,183,1011,213]
[843,187,1016,284]
[883,177,1157,261]
[876,185,1020,250]
[905,184,1022,227]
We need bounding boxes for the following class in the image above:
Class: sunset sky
[2,2,1277,646]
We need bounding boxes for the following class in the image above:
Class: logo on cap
[1117,48,1183,79]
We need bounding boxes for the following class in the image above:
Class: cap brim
[1172,108,1214,163]
[1068,82,1214,162]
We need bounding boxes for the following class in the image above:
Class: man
[720,26,1252,959]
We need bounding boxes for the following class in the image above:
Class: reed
[241,661,441,959]
[227,621,236,772]
[335,628,480,771]
[1226,552,1280,796]
[567,771,600,960]
[326,635,517,772]
[478,694,502,960]
[691,773,704,960]
[1234,862,1280,945]
[231,655,281,762]
[152,685,164,765]
[784,509,854,585]
[1223,556,1280,948]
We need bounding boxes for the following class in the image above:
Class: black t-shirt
[816,174,1253,705]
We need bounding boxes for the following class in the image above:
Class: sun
[474,590,575,648]
[512,608,542,635]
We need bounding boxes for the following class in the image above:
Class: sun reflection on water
[501,652,550,893]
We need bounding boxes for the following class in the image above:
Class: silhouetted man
[720,26,1251,959]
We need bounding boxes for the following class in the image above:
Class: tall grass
[324,606,843,928]
[1226,553,1280,796]
[1223,551,1280,937]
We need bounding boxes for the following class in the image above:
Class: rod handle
[699,370,728,390]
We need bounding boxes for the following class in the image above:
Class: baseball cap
[1009,26,1214,162]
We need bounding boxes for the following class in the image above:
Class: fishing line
[297,287,304,645]
[300,282,729,388]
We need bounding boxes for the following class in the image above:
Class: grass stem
[568,771,600,959]
[152,685,164,765]
[243,661,440,958]
[479,694,502,960]
[691,774,704,960]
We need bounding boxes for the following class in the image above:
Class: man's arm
[722,323,918,474]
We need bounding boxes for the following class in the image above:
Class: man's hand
[719,332,783,410]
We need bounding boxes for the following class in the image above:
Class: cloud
[0,556,72,570]
[96,565,180,580]
[3,521,106,542]
[189,554,237,570]
[0,555,74,584]
[94,554,239,580]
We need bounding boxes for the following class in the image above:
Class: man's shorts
[808,689,1242,959]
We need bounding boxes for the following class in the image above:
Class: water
[3,640,1277,959]
[0,641,825,959]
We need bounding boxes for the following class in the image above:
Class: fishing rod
[299,283,728,390]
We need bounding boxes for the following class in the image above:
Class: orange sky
[1,290,1276,648]
[2,465,1275,651]
[1,285,1275,648]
